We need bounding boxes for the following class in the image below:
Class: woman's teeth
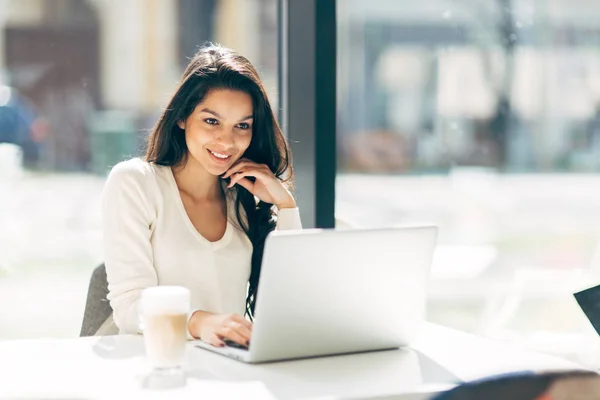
[210,150,230,159]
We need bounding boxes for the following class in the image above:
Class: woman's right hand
[189,311,252,347]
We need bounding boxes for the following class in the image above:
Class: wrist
[277,203,296,210]
[189,310,214,338]
[276,197,297,210]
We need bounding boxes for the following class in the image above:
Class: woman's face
[178,88,253,176]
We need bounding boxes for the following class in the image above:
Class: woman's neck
[171,157,223,201]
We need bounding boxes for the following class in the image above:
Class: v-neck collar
[166,166,234,249]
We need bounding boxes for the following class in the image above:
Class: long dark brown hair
[145,44,293,319]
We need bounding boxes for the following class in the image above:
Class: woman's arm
[276,206,302,230]
[220,159,302,231]
[101,161,157,334]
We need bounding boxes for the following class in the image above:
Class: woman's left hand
[222,158,296,209]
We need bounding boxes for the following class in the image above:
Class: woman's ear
[177,119,185,130]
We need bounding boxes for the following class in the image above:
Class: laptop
[194,225,438,363]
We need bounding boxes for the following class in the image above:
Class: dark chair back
[80,263,113,336]
[431,370,600,400]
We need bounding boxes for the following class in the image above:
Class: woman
[101,45,301,347]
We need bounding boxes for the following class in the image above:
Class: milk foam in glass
[140,286,190,373]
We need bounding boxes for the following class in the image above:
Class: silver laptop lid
[248,226,438,363]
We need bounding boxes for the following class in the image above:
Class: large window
[5,0,600,368]
[336,0,600,365]
[0,0,279,339]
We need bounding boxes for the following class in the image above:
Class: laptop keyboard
[224,339,249,350]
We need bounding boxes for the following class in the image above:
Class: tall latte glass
[140,286,189,375]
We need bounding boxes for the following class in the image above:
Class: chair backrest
[431,370,600,400]
[80,263,113,336]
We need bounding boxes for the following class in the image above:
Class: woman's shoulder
[107,158,168,185]
[104,157,171,198]
[101,158,168,222]
[102,158,169,214]
[109,157,153,176]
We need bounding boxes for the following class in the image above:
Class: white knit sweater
[101,158,302,335]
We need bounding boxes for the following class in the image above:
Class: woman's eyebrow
[199,108,221,118]
[200,108,253,122]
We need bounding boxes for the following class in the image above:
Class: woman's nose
[214,128,234,146]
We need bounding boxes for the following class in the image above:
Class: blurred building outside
[0,0,278,172]
[338,0,600,173]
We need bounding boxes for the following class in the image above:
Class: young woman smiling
[101,45,301,348]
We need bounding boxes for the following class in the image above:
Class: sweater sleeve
[101,160,158,334]
[276,207,302,230]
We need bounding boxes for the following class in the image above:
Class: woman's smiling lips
[207,148,233,164]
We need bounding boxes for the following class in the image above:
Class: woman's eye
[204,118,219,125]
[237,123,251,130]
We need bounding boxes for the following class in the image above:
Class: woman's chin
[204,168,226,177]
[197,157,231,176]
[205,163,231,177]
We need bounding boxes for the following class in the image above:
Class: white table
[0,323,584,400]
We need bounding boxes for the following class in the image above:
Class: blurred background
[2,0,600,368]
